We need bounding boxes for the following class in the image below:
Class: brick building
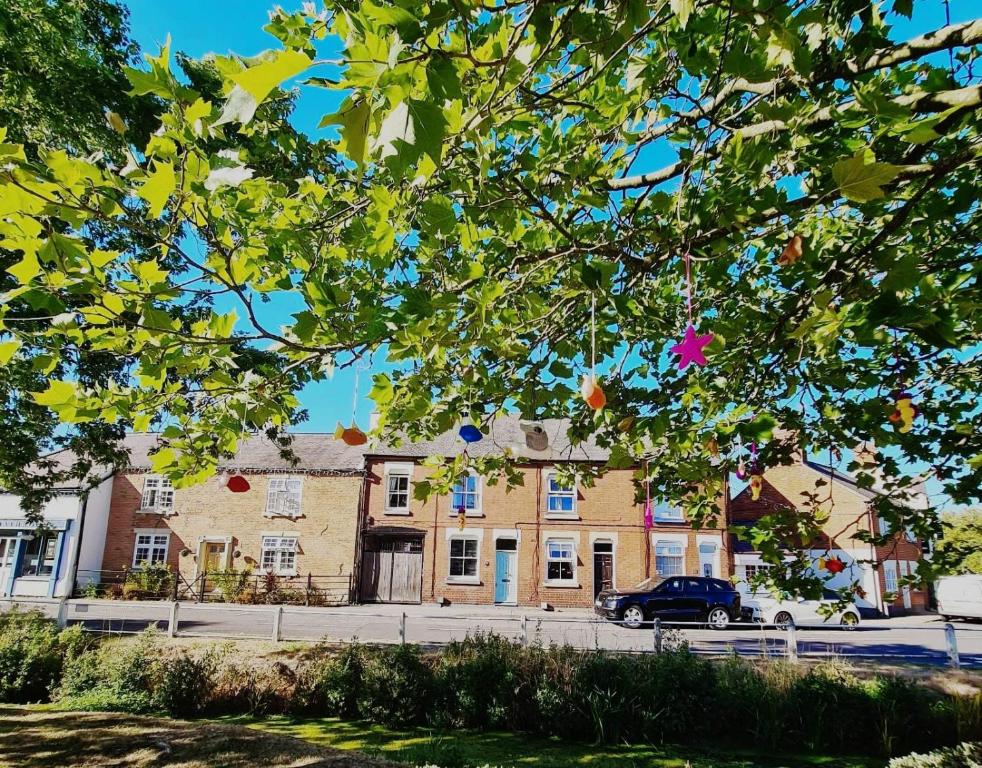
[100,433,365,600]
[729,443,929,615]
[356,417,730,608]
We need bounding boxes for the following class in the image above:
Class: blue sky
[122,1,974,506]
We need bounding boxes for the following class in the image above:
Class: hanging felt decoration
[459,424,483,443]
[777,234,804,266]
[335,363,368,446]
[749,472,763,501]
[706,436,720,458]
[735,457,748,481]
[888,391,918,433]
[816,556,827,571]
[456,507,467,531]
[226,475,250,493]
[824,557,846,575]
[581,295,606,410]
[670,250,713,371]
[643,461,653,532]
[335,422,367,446]
[617,415,635,433]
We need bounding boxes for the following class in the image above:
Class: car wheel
[707,607,730,630]
[840,612,859,630]
[774,611,794,628]
[621,605,645,629]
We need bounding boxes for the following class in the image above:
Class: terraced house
[100,434,365,601]
[729,442,930,616]
[357,416,731,608]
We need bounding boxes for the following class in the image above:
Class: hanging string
[350,362,360,424]
[590,293,596,376]
[686,252,694,323]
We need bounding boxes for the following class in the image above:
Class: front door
[204,542,226,573]
[899,561,912,609]
[495,540,517,604]
[0,537,16,596]
[592,541,613,598]
[699,542,718,578]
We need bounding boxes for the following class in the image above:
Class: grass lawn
[229,714,887,768]
[0,706,394,768]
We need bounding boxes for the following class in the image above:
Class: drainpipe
[352,469,369,604]
[430,490,439,602]
[66,487,92,597]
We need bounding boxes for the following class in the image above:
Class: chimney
[368,411,380,431]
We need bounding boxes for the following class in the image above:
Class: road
[6,597,981,667]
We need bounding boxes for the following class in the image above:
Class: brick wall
[101,471,363,593]
[360,458,729,608]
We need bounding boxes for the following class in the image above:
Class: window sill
[449,512,484,518]
[263,514,303,520]
[543,581,579,589]
[653,519,686,525]
[446,578,482,586]
[544,514,580,521]
[383,509,411,516]
[138,508,174,515]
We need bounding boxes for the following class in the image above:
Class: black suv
[595,576,741,629]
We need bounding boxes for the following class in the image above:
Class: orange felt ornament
[778,234,804,266]
[749,473,763,501]
[580,375,606,410]
[335,422,367,446]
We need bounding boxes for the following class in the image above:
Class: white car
[746,588,861,629]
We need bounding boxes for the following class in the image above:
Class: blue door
[495,548,517,604]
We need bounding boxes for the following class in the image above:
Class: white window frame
[882,560,898,594]
[655,540,685,577]
[447,535,481,584]
[652,501,685,523]
[140,475,174,514]
[544,537,577,586]
[450,472,482,516]
[260,535,298,576]
[878,516,891,536]
[383,463,413,515]
[545,472,577,518]
[133,530,170,568]
[265,476,304,518]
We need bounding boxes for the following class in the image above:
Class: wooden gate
[360,537,423,603]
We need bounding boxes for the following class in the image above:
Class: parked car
[936,575,982,621]
[745,588,860,629]
[594,576,741,629]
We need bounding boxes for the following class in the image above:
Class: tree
[0,1,322,512]
[935,508,982,574]
[0,2,979,594]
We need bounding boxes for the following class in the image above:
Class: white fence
[2,596,978,669]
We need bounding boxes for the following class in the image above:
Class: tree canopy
[935,508,982,574]
[1,0,979,594]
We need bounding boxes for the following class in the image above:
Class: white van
[936,575,982,621]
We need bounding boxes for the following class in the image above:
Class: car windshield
[632,577,664,591]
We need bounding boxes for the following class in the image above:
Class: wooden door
[593,552,613,597]
[360,538,422,603]
[204,542,226,573]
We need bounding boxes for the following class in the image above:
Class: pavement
[5,596,981,668]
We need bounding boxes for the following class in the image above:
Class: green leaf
[320,97,371,171]
[32,380,77,408]
[0,339,21,364]
[137,160,176,218]
[376,99,446,168]
[369,373,394,406]
[216,49,311,126]
[670,0,694,29]
[766,27,797,68]
[893,0,913,18]
[832,153,904,203]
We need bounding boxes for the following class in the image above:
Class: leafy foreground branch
[1,612,979,761]
[1,1,981,598]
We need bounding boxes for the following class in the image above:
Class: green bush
[434,634,526,730]
[888,742,982,767]
[124,563,173,598]
[57,628,159,713]
[210,568,253,603]
[357,644,433,727]
[317,644,365,718]
[154,649,219,717]
[0,611,88,703]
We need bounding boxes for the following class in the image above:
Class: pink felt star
[670,324,713,370]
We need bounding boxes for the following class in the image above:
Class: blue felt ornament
[459,424,483,443]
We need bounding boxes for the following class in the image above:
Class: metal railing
[73,569,353,605]
[0,596,978,668]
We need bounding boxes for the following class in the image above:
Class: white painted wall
[0,474,113,598]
